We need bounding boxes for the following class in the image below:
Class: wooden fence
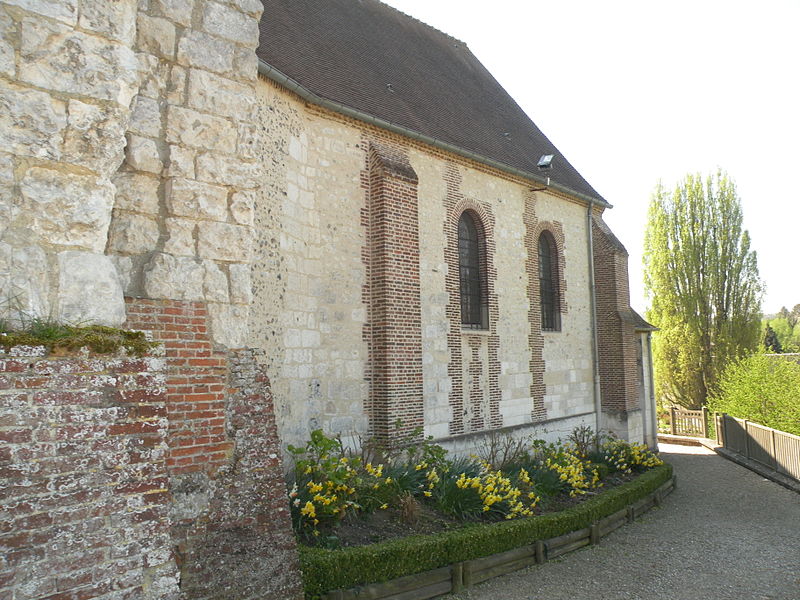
[324,477,677,600]
[669,406,709,437]
[715,413,800,482]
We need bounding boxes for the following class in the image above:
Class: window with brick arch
[538,231,561,331]
[458,211,487,329]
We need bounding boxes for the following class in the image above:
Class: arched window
[538,232,561,331]
[458,212,485,328]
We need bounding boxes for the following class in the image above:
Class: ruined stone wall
[0,0,262,349]
[0,348,180,599]
[0,0,139,326]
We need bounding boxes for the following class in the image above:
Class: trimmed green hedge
[300,463,673,598]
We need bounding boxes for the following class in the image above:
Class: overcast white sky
[381,0,800,316]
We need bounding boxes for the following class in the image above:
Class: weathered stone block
[136,13,176,59]
[164,217,196,256]
[203,260,229,302]
[233,44,259,81]
[166,144,195,179]
[4,0,77,26]
[20,167,115,253]
[125,134,163,174]
[128,95,162,138]
[57,251,126,325]
[109,254,134,294]
[151,0,195,27]
[20,18,138,106]
[64,99,127,173]
[237,121,259,159]
[165,105,236,154]
[235,0,265,18]
[229,263,251,304]
[113,171,161,214]
[166,177,228,221]
[136,52,171,101]
[197,222,252,262]
[201,1,260,47]
[208,302,248,348]
[78,0,137,44]
[166,64,187,105]
[0,80,66,161]
[144,252,204,300]
[187,69,255,120]
[229,190,255,226]
[107,211,160,255]
[0,241,50,324]
[0,10,15,77]
[196,153,258,188]
[177,30,234,75]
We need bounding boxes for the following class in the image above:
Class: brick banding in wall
[362,141,425,440]
[443,164,502,435]
[524,202,568,422]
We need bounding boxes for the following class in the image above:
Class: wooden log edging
[324,476,677,600]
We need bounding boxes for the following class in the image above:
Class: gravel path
[443,443,800,600]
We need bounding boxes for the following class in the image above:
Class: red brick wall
[362,141,424,440]
[592,216,640,413]
[0,347,180,599]
[125,299,232,476]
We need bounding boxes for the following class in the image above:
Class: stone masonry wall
[0,348,180,599]
[108,0,263,349]
[0,0,139,326]
[251,78,601,451]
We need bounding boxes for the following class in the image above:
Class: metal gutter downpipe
[256,59,612,210]
[587,201,603,438]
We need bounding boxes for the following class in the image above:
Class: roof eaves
[257,59,611,209]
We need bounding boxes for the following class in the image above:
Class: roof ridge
[372,0,467,47]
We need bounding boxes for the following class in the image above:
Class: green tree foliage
[766,317,799,353]
[708,353,800,436]
[763,324,782,353]
[643,171,762,408]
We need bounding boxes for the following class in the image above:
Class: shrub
[709,353,800,436]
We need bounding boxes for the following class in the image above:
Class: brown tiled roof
[256,0,606,204]
[621,309,658,331]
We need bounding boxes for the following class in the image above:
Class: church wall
[250,79,370,450]
[251,78,599,451]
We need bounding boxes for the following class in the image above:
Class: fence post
[744,420,751,459]
[669,406,676,435]
[701,407,709,438]
[722,413,729,448]
[770,429,777,470]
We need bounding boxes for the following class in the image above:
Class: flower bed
[284,428,669,598]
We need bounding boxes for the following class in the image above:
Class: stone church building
[1,0,656,597]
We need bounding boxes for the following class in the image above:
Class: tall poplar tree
[643,171,762,408]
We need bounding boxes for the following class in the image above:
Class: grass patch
[0,318,157,357]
